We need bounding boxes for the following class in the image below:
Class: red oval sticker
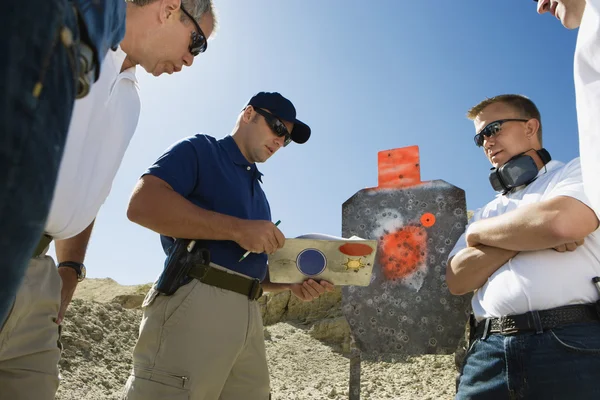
[339,243,374,257]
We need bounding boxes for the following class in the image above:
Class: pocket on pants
[465,337,480,356]
[163,280,199,328]
[549,322,600,354]
[123,367,190,400]
[57,322,63,353]
[141,286,159,309]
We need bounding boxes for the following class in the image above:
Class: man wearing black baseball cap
[122,92,334,400]
[247,91,311,145]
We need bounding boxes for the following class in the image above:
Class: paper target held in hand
[296,248,327,276]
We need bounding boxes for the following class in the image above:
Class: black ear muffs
[489,149,551,195]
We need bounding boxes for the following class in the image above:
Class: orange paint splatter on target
[420,213,436,227]
[379,226,427,280]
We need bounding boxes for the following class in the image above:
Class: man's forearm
[55,220,95,263]
[446,245,518,295]
[127,175,243,241]
[261,278,291,293]
[467,196,598,251]
[467,210,558,251]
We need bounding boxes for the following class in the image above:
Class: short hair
[467,94,543,144]
[180,0,217,34]
[130,0,218,34]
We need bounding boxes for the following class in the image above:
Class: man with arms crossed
[447,94,600,399]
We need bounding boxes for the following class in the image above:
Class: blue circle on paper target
[296,249,327,276]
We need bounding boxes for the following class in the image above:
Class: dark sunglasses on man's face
[254,108,292,147]
[180,3,207,56]
[474,119,529,147]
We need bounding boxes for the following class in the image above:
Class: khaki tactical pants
[122,264,270,400]
[0,251,62,400]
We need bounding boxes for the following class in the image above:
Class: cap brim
[291,119,311,144]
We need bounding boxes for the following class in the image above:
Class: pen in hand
[238,220,281,262]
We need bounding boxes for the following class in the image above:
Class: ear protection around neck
[489,148,551,195]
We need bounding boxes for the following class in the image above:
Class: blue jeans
[456,322,600,400]
[0,1,81,325]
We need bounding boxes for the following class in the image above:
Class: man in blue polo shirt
[122,92,334,400]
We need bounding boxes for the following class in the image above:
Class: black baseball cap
[247,92,311,144]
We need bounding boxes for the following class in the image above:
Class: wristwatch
[58,261,87,282]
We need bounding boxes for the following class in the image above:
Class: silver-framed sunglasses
[474,119,529,147]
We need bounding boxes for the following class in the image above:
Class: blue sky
[52,0,581,285]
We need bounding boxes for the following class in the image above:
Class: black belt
[188,264,263,301]
[474,304,600,339]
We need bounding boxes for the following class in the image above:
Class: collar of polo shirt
[222,136,264,182]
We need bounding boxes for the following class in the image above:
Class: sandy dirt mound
[56,299,142,400]
[74,279,152,308]
[266,323,456,400]
[55,279,458,399]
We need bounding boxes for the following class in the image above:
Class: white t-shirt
[448,158,600,320]
[574,0,600,215]
[44,47,141,240]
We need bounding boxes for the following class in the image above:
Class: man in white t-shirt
[0,1,216,399]
[448,94,600,399]
[535,0,600,215]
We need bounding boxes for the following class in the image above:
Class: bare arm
[55,220,95,264]
[127,175,284,254]
[54,220,95,324]
[261,278,291,293]
[467,196,599,251]
[128,175,243,241]
[262,276,335,301]
[446,245,518,296]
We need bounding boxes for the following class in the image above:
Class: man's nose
[537,0,551,14]
[183,53,194,67]
[483,134,496,150]
[273,135,284,148]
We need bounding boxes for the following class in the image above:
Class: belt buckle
[248,278,262,300]
[499,316,519,335]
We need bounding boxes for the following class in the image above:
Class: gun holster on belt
[156,239,210,296]
[467,313,477,345]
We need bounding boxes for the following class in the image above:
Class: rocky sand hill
[55,279,459,400]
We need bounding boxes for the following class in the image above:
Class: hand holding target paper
[267,233,377,286]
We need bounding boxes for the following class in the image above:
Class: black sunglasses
[474,119,529,147]
[254,108,292,147]
[180,3,207,56]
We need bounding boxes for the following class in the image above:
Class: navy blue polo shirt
[144,134,272,280]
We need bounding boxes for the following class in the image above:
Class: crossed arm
[446,196,599,295]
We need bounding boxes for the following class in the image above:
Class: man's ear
[525,118,540,140]
[241,106,254,123]
[160,0,180,23]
